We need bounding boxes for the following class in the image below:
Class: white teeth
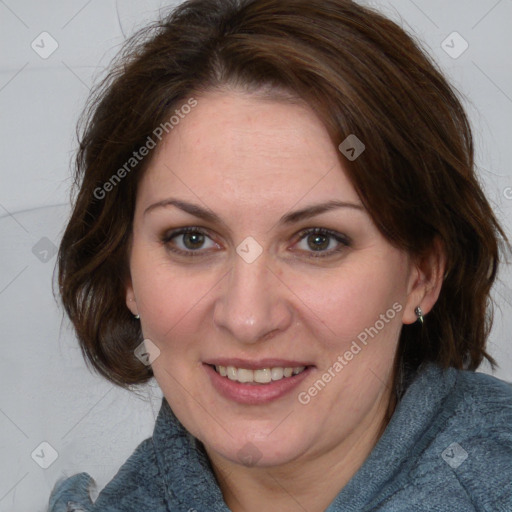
[237,368,253,383]
[227,366,237,380]
[254,369,272,383]
[214,365,307,384]
[283,367,293,378]
[271,367,284,380]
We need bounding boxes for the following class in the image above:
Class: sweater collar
[151,362,457,511]
[152,399,230,511]
[325,362,458,511]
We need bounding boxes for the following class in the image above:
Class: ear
[125,277,139,317]
[402,236,446,325]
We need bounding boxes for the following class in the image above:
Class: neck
[205,387,395,512]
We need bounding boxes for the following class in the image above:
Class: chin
[198,420,314,469]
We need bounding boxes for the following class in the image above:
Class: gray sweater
[48,362,512,511]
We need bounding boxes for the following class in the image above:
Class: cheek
[137,274,209,341]
[291,259,405,351]
[130,235,407,359]
[129,245,212,343]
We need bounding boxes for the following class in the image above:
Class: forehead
[136,90,360,212]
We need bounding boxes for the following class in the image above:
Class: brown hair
[56,0,510,405]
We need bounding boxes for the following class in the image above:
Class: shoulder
[456,365,512,400]
[47,437,167,512]
[414,367,512,511]
[448,368,512,445]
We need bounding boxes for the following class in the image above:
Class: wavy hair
[56,0,510,410]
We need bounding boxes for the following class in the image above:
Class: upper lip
[204,358,314,370]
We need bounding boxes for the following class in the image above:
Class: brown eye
[295,228,351,258]
[306,233,330,251]
[161,227,219,256]
[182,232,206,250]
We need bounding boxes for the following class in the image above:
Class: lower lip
[204,364,313,405]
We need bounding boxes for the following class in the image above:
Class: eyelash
[161,226,351,259]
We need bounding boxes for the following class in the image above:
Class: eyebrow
[143,198,365,225]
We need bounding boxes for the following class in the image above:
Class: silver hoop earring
[414,306,423,325]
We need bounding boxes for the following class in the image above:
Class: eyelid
[161,226,351,258]
[291,227,351,258]
[294,226,351,246]
[160,226,219,256]
[161,226,212,243]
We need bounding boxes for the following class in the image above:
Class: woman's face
[126,90,421,468]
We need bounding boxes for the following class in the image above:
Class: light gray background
[1,1,511,510]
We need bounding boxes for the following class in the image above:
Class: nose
[213,250,293,345]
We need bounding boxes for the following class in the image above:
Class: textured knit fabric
[47,362,512,512]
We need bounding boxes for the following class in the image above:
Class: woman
[48,0,512,510]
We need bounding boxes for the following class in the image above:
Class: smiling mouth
[210,364,308,384]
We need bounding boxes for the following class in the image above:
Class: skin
[125,89,445,512]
